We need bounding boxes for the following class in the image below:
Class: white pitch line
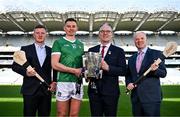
[0,98,180,102]
[0,98,89,102]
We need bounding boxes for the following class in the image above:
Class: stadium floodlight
[160,31,175,35]
[7,31,24,35]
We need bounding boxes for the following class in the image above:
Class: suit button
[40,82,42,84]
[137,75,139,77]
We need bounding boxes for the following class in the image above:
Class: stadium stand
[0,34,180,68]
[0,10,180,85]
[0,11,180,32]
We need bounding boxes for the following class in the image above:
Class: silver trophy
[82,52,103,80]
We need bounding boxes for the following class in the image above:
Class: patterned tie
[101,46,106,58]
[136,51,143,73]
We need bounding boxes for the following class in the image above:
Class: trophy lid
[85,52,102,57]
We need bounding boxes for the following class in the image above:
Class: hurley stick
[13,50,50,88]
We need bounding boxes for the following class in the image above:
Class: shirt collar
[138,47,148,54]
[63,37,76,43]
[100,42,111,48]
[34,43,45,49]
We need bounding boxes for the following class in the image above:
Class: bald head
[133,32,147,40]
[133,31,147,50]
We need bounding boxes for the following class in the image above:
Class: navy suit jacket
[88,44,126,96]
[125,48,167,103]
[12,44,56,95]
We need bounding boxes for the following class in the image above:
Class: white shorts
[56,82,83,101]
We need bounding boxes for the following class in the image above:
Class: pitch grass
[0,85,180,116]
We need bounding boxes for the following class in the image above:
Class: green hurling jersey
[52,37,84,82]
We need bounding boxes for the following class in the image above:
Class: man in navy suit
[88,23,126,116]
[125,32,167,116]
[12,25,57,116]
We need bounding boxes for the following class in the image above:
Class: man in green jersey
[51,18,84,117]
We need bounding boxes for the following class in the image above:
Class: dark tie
[101,46,106,58]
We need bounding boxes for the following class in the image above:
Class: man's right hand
[74,68,82,77]
[26,67,36,77]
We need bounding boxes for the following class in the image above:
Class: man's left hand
[151,61,159,71]
[49,82,57,92]
[101,59,109,71]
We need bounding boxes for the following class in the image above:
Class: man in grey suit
[125,32,167,116]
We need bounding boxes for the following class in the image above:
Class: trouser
[23,86,51,117]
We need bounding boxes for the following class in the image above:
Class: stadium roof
[0,11,180,34]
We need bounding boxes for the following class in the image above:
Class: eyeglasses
[99,30,112,33]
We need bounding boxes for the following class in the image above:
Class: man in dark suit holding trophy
[87,23,126,116]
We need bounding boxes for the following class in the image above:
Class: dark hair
[34,24,47,31]
[65,18,77,24]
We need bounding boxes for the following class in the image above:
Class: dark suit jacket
[12,44,56,95]
[125,48,167,103]
[88,44,126,96]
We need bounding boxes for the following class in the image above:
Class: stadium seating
[0,34,180,68]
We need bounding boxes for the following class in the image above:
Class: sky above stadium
[0,0,179,12]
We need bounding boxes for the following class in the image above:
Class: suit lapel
[139,48,150,73]
[132,53,138,73]
[96,45,101,52]
[42,46,50,67]
[104,44,112,61]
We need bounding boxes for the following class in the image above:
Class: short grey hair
[133,31,147,40]
[99,22,113,32]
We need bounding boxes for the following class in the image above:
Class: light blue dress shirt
[35,43,46,67]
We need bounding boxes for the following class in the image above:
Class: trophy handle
[84,70,88,80]
[99,70,103,79]
[83,57,87,68]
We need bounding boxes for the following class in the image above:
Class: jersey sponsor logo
[64,44,70,47]
[57,91,61,97]
[72,44,77,48]
[78,45,82,49]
